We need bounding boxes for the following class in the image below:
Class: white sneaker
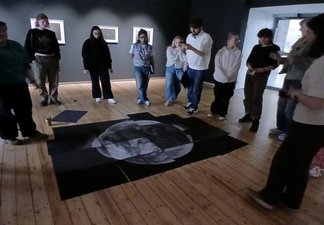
[108,98,117,104]
[277,133,287,141]
[95,98,101,103]
[137,99,142,104]
[218,116,226,121]
[164,101,172,107]
[184,102,192,109]
[145,100,150,106]
[187,107,198,116]
[207,113,215,118]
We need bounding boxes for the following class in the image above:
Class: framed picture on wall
[98,25,118,43]
[132,26,154,45]
[30,18,66,45]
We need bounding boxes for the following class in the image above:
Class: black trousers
[89,71,114,99]
[260,121,324,208]
[0,83,36,139]
[210,81,235,117]
[243,72,269,120]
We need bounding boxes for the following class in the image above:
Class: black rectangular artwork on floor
[47,112,248,200]
[52,110,87,123]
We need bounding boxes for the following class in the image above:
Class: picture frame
[98,25,119,43]
[30,18,66,45]
[132,26,154,45]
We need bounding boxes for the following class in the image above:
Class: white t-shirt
[186,30,213,70]
[293,55,324,125]
[213,46,242,83]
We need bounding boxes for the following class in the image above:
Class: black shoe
[40,101,48,107]
[247,187,274,210]
[279,195,300,211]
[28,130,48,140]
[249,119,259,132]
[50,99,62,105]
[239,114,252,123]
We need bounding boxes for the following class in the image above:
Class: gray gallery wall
[2,0,323,83]
[0,0,191,82]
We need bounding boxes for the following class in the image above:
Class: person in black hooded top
[82,26,116,104]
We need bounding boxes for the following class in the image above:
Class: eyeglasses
[139,36,146,39]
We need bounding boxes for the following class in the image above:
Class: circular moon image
[92,120,194,165]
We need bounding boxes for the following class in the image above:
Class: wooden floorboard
[1,78,323,225]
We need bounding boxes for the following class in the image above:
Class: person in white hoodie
[208,33,242,120]
[164,35,187,106]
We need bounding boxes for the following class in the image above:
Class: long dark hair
[307,13,324,58]
[90,26,104,41]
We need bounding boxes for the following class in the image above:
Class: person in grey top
[269,19,313,141]
[129,29,154,106]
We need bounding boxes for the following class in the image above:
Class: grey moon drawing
[92,120,194,165]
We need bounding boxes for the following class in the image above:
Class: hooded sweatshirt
[81,26,112,73]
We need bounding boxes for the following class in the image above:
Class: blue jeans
[134,66,151,102]
[186,67,206,109]
[165,65,184,102]
[276,79,301,132]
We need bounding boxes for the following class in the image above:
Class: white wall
[236,3,324,89]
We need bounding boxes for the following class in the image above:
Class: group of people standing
[1,11,324,212]
[25,13,118,106]
[247,14,324,211]
[0,13,118,146]
[163,18,214,115]
[163,15,324,212]
[130,17,214,113]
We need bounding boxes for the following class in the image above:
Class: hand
[28,80,40,89]
[269,52,280,61]
[183,64,188,72]
[255,66,272,73]
[247,69,255,75]
[182,43,191,50]
[109,68,113,73]
[288,89,302,101]
[33,82,41,89]
[255,68,264,73]
[83,69,89,75]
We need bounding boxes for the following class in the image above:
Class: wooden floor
[1,78,323,225]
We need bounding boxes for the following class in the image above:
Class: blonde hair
[170,35,184,48]
[227,32,239,41]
